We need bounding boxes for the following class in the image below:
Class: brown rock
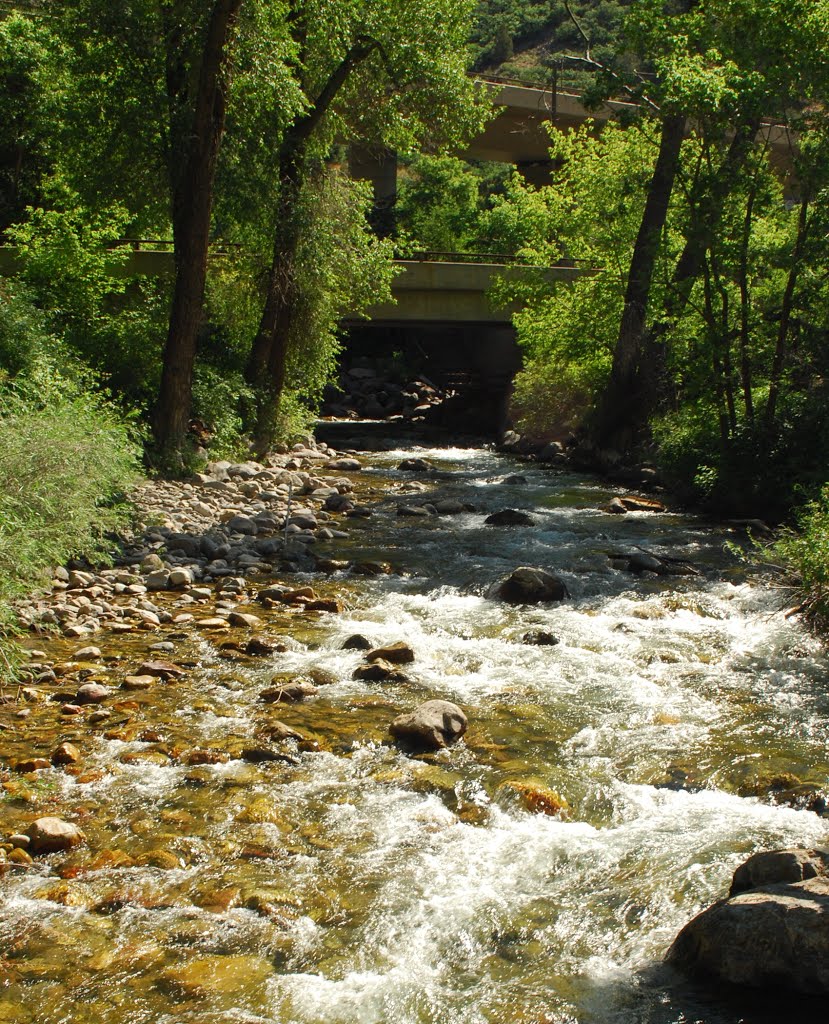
[352,659,407,682]
[75,682,111,704]
[26,817,85,854]
[669,875,829,993]
[260,681,318,703]
[229,611,262,628]
[52,742,81,766]
[389,699,468,750]
[14,758,51,773]
[491,566,569,605]
[122,675,155,691]
[138,661,186,679]
[366,641,415,664]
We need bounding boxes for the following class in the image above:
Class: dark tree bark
[666,117,761,319]
[244,38,377,456]
[591,112,687,451]
[153,0,243,459]
[764,194,810,429]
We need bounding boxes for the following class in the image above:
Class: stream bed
[2,439,829,1023]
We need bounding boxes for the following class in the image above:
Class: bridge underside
[340,321,522,435]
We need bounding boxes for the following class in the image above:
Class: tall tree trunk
[592,112,686,450]
[764,194,810,429]
[244,38,377,456]
[153,0,243,459]
[736,173,759,422]
[244,142,305,456]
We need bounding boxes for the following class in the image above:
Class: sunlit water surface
[2,443,828,1023]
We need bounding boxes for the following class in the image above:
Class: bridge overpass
[351,78,799,211]
[0,246,585,325]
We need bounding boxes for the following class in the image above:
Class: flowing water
[2,441,829,1023]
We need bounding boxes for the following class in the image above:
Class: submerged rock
[491,567,569,605]
[668,847,829,993]
[389,699,467,750]
[398,458,432,472]
[521,630,560,647]
[342,634,373,650]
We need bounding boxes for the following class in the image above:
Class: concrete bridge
[351,78,799,213]
[0,246,585,325]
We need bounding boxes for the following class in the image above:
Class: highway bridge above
[350,77,798,209]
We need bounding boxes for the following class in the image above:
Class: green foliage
[7,182,169,409]
[396,155,511,253]
[486,123,663,435]
[0,12,63,231]
[774,486,829,628]
[0,336,141,679]
[283,169,396,411]
[471,0,632,89]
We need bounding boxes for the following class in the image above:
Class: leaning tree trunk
[592,112,686,451]
[153,0,243,460]
[244,38,378,456]
[244,142,305,457]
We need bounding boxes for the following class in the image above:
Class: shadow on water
[585,962,829,1024]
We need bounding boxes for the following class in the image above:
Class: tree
[242,0,486,454]
[152,0,245,459]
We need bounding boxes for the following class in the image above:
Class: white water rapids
[2,443,828,1023]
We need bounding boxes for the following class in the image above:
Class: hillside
[471,0,632,89]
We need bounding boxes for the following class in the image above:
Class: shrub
[0,373,141,679]
[773,486,829,628]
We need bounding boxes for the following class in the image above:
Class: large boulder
[389,700,467,750]
[490,567,569,604]
[668,847,829,993]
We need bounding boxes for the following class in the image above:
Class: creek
[2,437,829,1024]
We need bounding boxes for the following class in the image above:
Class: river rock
[263,721,304,742]
[730,847,829,896]
[73,646,102,660]
[485,509,535,527]
[398,458,432,472]
[342,634,373,650]
[228,611,262,629]
[491,567,569,604]
[434,499,468,515]
[26,817,85,854]
[353,659,407,682]
[52,742,81,766]
[389,699,468,750]
[138,660,186,679]
[366,642,415,664]
[260,681,318,703]
[619,495,666,513]
[168,567,194,588]
[75,682,111,704]
[522,630,560,646]
[626,552,663,574]
[668,848,829,993]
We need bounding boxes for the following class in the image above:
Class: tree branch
[290,36,378,146]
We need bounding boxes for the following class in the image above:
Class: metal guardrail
[401,250,597,269]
